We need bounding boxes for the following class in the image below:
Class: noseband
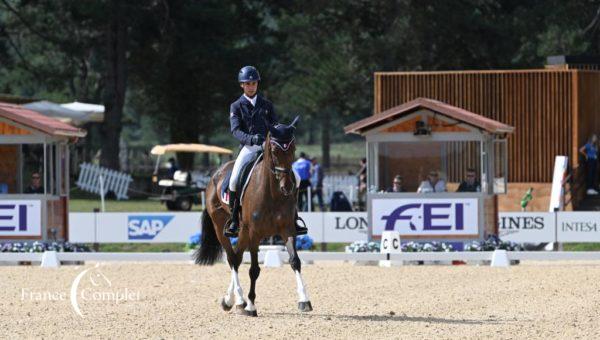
[269,137,295,196]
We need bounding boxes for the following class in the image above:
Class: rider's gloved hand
[251,134,265,146]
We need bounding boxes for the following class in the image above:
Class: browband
[270,136,295,151]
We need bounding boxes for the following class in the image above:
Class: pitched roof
[0,102,86,138]
[344,97,514,135]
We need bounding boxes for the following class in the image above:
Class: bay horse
[193,118,312,317]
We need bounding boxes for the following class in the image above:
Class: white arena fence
[76,163,133,200]
[68,211,600,244]
[3,251,600,268]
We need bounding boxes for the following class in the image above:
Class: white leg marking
[244,300,257,312]
[231,269,245,305]
[286,237,310,303]
[295,270,310,302]
[223,275,235,307]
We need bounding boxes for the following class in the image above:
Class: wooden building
[0,102,86,241]
[373,57,600,210]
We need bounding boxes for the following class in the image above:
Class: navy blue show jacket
[229,94,278,146]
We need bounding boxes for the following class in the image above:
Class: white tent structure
[60,101,104,123]
[23,100,104,126]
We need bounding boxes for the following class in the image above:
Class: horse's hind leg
[285,236,312,312]
[222,248,247,313]
[219,243,247,311]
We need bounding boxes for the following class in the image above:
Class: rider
[226,65,308,237]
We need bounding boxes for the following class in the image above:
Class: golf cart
[151,143,232,211]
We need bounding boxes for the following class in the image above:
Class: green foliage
[2,0,600,165]
[563,243,600,251]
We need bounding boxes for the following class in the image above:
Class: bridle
[268,137,295,196]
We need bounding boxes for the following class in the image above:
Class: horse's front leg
[242,247,260,317]
[285,236,312,312]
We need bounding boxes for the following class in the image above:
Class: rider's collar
[243,94,257,106]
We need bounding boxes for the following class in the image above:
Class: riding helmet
[238,66,261,83]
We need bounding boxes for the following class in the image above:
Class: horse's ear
[290,115,300,128]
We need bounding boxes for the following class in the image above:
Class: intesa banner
[498,212,555,243]
[371,198,478,237]
[557,212,600,242]
[0,200,41,237]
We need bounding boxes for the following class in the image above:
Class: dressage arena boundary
[3,251,600,267]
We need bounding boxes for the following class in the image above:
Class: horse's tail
[193,209,223,265]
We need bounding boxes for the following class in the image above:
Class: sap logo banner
[557,212,600,242]
[128,215,174,240]
[498,212,555,243]
[0,200,41,236]
[371,198,478,237]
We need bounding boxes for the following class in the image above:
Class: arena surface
[1,261,599,339]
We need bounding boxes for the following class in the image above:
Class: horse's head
[266,116,299,196]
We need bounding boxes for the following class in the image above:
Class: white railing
[322,174,358,205]
[76,163,133,200]
[3,251,600,267]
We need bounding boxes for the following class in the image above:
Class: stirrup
[295,215,308,235]
[224,220,239,238]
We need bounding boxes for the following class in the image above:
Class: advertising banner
[498,212,555,243]
[68,212,367,243]
[0,200,41,237]
[557,212,600,242]
[371,198,479,237]
[322,212,368,242]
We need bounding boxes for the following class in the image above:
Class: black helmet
[238,66,261,83]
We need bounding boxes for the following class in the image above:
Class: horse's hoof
[235,304,257,317]
[220,297,232,311]
[298,301,313,312]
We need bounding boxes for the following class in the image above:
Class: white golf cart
[150,143,232,211]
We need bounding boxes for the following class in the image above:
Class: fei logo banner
[371,198,478,237]
[0,200,41,236]
[127,215,174,240]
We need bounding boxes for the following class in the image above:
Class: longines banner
[557,212,600,242]
[497,212,555,243]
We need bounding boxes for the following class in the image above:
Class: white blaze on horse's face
[269,139,296,196]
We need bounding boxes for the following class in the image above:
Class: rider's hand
[251,134,265,146]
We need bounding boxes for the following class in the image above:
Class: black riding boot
[225,191,240,237]
[295,210,308,235]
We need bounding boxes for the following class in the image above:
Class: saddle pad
[220,152,263,205]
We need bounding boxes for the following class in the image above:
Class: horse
[193,118,312,317]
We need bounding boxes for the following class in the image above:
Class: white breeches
[230,145,262,192]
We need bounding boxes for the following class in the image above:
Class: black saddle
[221,151,263,204]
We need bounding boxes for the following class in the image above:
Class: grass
[93,243,188,252]
[562,243,600,251]
[296,142,365,172]
[69,198,204,212]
